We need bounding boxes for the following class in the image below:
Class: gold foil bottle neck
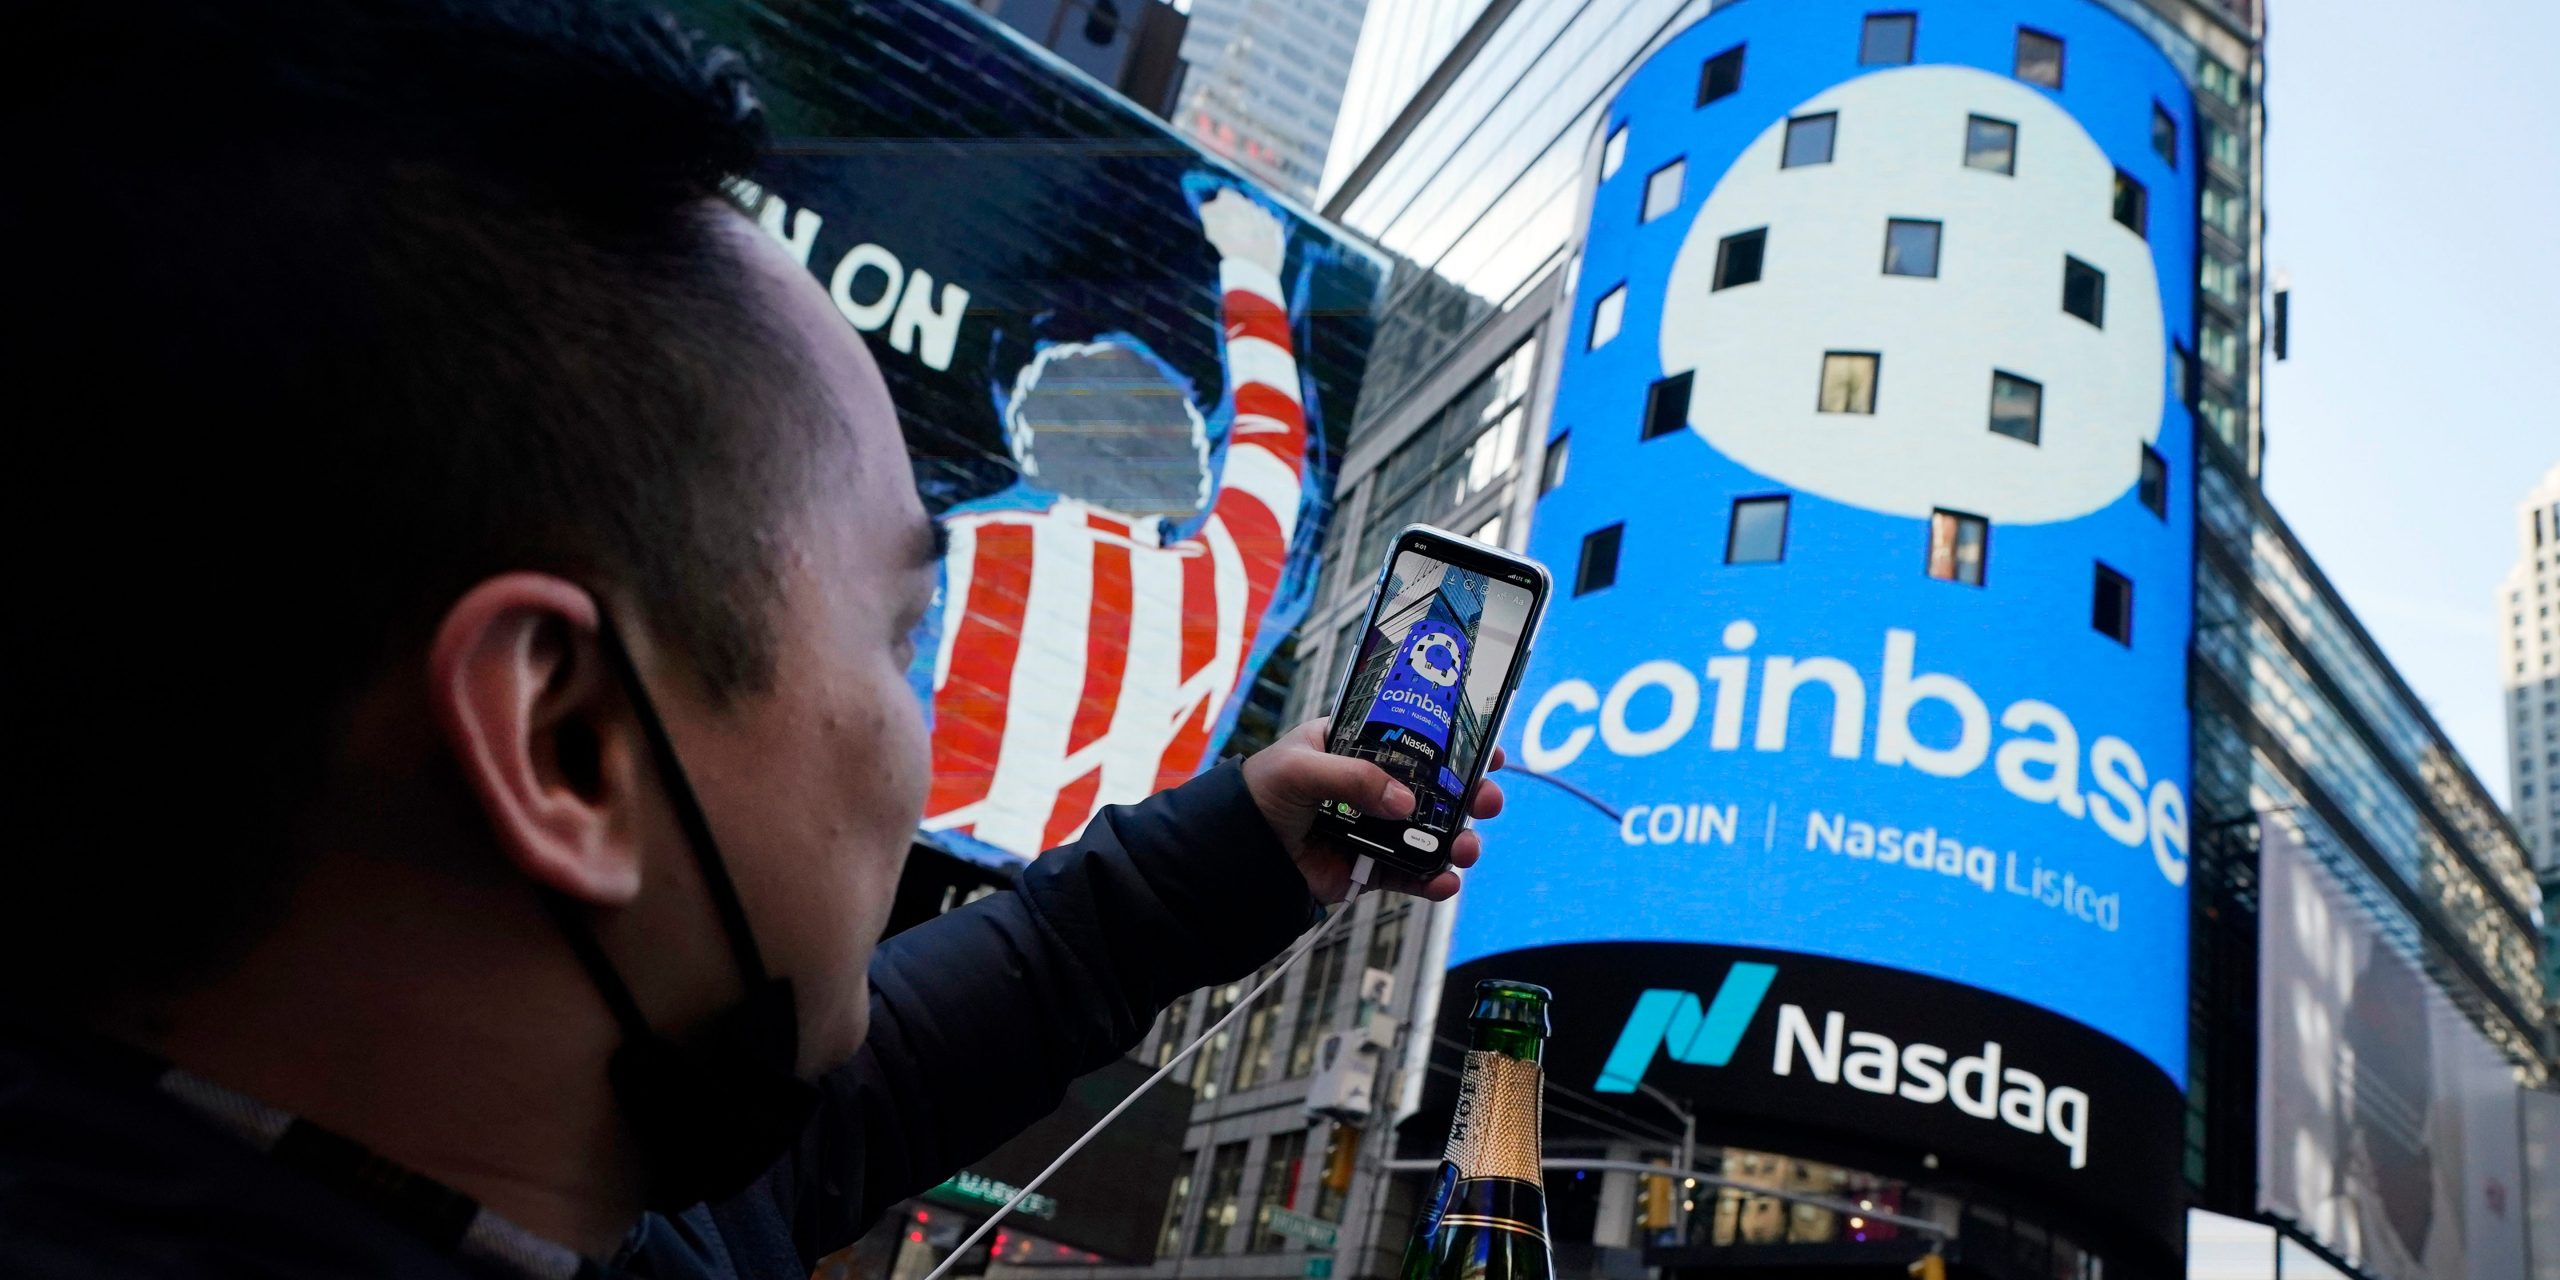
[1445,1050,1544,1185]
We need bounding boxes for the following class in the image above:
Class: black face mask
[540,610,820,1214]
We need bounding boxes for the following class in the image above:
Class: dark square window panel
[2062,256,2105,327]
[1965,115,2017,174]
[1883,218,1941,278]
[1783,113,1837,168]
[1642,373,1693,441]
[1576,524,1624,596]
[1714,228,1767,290]
[1861,13,1916,65]
[1989,371,2042,444]
[2016,28,2064,88]
[1699,45,1745,105]
[1727,496,1789,564]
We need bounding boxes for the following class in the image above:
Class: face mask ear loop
[539,890,655,1040]
[590,609,773,990]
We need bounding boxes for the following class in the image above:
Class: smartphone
[1316,524,1551,878]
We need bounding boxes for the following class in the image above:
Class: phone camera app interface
[1329,548,1535,838]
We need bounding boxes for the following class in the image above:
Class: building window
[1927,509,1989,586]
[1601,122,1629,181]
[1989,371,2042,444]
[1367,907,1408,973]
[1250,1130,1311,1251]
[2139,445,2169,517]
[1281,941,1346,1079]
[1714,227,1767,289]
[1642,158,1685,222]
[1454,408,1522,504]
[2092,563,2134,644]
[2201,318,2240,379]
[2151,103,2179,167]
[1160,1155,1197,1258]
[1883,218,1941,277]
[1589,283,1625,349]
[1782,112,1838,168]
[2204,182,2246,240]
[1819,352,1880,414]
[1231,959,1285,1090]
[2199,55,2244,109]
[1726,496,1789,564]
[1539,431,1570,495]
[2113,170,2147,237]
[1153,993,1195,1067]
[2200,253,2244,310]
[2205,119,2243,171]
[1642,372,1694,440]
[1576,523,1623,596]
[1965,115,2018,174]
[1860,13,1916,65]
[1190,980,1241,1098]
[2199,392,2240,448]
[1192,1142,1250,1255]
[2015,28,2064,88]
[1698,44,1745,106]
[2062,256,2106,327]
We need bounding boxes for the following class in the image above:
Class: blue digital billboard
[1372,625,1469,753]
[1438,0,2201,1254]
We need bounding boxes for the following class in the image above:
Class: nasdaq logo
[1593,963,1780,1093]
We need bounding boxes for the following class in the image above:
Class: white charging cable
[918,854,1379,1280]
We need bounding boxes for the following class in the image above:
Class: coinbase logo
[1660,66,2164,525]
[1410,631,1463,687]
[1595,963,1780,1092]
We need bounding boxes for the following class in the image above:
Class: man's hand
[1239,718,1505,904]
[1198,187,1285,276]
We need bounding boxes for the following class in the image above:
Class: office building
[1172,0,1370,198]
[1319,0,1490,201]
[2506,462,2560,1012]
[1121,3,2548,1279]
[972,0,1191,117]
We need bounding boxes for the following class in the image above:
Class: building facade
[1109,2,2549,1280]
[2507,463,2560,1006]
[971,0,1192,117]
[1171,0,1370,198]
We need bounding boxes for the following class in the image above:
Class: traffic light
[1320,1124,1360,1197]
[1640,1165,1674,1229]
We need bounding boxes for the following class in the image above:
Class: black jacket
[0,762,1317,1278]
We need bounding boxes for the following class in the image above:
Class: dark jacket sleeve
[632,760,1319,1278]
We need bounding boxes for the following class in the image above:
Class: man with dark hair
[0,3,1497,1276]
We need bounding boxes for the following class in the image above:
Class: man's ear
[426,574,644,907]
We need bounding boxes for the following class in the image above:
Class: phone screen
[1323,538,1541,863]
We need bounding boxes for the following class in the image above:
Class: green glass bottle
[1398,981,1553,1280]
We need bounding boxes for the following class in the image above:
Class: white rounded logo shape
[1660,66,2165,525]
[1408,631,1463,687]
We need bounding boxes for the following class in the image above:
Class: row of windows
[1615,343,2080,457]
[1697,19,2072,109]
[1161,1123,1359,1259]
[1569,509,2141,643]
[1627,9,2256,439]
[1630,105,2154,236]
[1683,217,2110,332]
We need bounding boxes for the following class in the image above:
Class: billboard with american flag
[680,0,1388,865]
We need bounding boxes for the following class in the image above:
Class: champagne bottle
[1399,981,1553,1280]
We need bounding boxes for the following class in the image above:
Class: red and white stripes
[921,244,1308,857]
